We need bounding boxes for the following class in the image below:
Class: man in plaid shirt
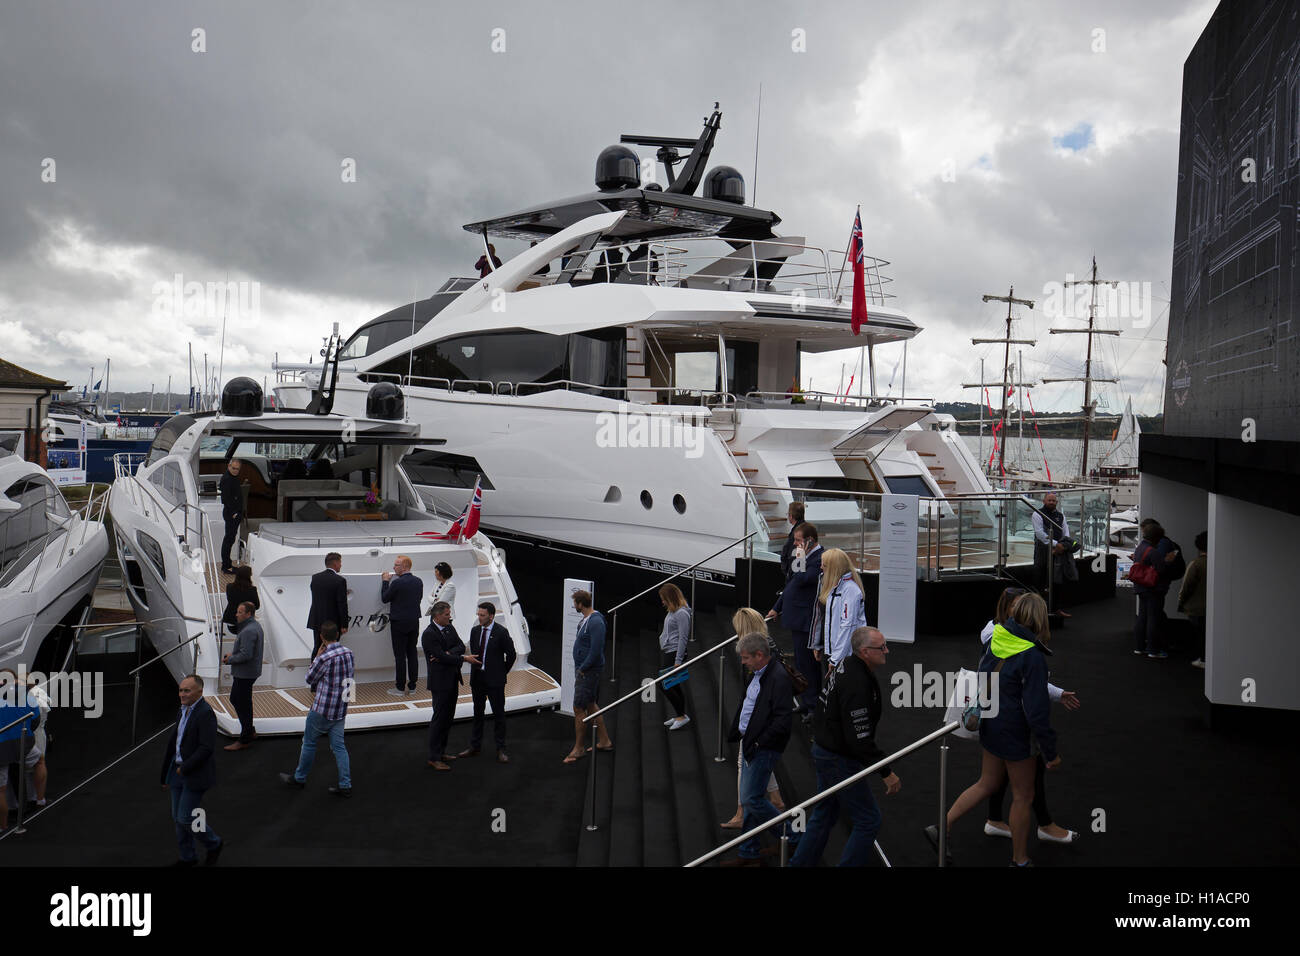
[280,622,354,796]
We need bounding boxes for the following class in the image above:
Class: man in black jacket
[307,553,348,659]
[381,555,424,695]
[777,502,806,579]
[423,601,467,771]
[789,626,901,867]
[218,458,244,573]
[159,675,223,866]
[457,602,516,763]
[723,632,794,866]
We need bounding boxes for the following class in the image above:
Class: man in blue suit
[767,522,823,716]
[158,675,223,866]
[381,555,424,695]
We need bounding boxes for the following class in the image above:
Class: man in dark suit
[723,633,794,866]
[307,552,348,659]
[458,602,516,763]
[423,601,469,771]
[767,522,823,716]
[159,674,223,866]
[381,554,424,695]
[218,458,244,573]
[778,501,806,579]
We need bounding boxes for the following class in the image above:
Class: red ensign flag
[850,209,869,335]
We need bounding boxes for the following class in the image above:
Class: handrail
[583,633,738,723]
[0,709,38,736]
[128,627,205,677]
[685,720,961,867]
[608,530,758,615]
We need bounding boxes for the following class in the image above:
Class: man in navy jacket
[767,522,823,714]
[457,602,516,762]
[307,553,348,659]
[422,601,466,770]
[381,555,424,694]
[158,675,223,866]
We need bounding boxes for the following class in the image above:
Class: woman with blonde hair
[810,548,867,672]
[658,583,693,730]
[929,592,1061,866]
[720,608,786,828]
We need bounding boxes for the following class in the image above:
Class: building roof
[0,357,69,391]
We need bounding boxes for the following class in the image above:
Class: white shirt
[738,663,768,735]
[1032,509,1070,546]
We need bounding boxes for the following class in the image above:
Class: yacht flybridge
[108,378,559,736]
[0,437,109,673]
[275,106,995,579]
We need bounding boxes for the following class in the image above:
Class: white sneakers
[1191,658,1206,669]
[669,716,692,731]
[386,688,406,697]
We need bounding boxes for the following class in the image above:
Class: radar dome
[220,377,263,417]
[595,145,641,191]
[703,165,745,205]
[365,382,405,421]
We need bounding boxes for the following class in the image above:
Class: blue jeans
[167,764,221,861]
[293,710,351,788]
[739,747,783,859]
[788,743,881,867]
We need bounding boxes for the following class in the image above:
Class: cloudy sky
[0,0,1216,415]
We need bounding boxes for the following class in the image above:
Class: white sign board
[560,578,594,716]
[49,468,87,487]
[877,493,919,644]
[78,420,88,453]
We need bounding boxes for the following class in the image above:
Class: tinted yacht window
[378,331,567,387]
[401,451,495,490]
[569,328,626,393]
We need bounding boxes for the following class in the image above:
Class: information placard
[877,493,919,644]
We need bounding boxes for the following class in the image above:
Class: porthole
[640,490,653,510]
[673,494,686,514]
[603,486,622,503]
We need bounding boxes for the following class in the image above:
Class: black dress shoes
[279,772,305,789]
[328,786,352,797]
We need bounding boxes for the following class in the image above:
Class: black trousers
[791,628,821,711]
[427,684,458,760]
[1134,592,1166,654]
[310,628,322,660]
[390,620,419,690]
[468,673,507,751]
[230,677,256,743]
[662,651,687,718]
[220,515,240,569]
[987,752,1051,826]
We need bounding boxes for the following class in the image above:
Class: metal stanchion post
[586,721,599,831]
[957,500,964,571]
[691,576,696,642]
[713,648,726,762]
[609,612,617,684]
[131,672,140,745]
[14,725,29,835]
[780,825,790,867]
[937,736,950,868]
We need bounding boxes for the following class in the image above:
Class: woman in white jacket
[811,549,867,672]
[421,562,457,620]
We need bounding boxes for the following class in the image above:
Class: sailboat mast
[967,288,1036,481]
[1081,257,1097,477]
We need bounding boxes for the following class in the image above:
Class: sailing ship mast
[963,286,1036,478]
[1042,257,1120,478]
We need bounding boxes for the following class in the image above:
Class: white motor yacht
[107,378,559,736]
[0,438,109,673]
[275,107,996,582]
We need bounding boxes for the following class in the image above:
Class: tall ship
[275,107,996,582]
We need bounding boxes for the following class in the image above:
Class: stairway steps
[605,620,644,866]
[638,627,681,867]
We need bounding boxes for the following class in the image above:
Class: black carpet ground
[2,589,1296,866]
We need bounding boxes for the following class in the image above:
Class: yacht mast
[966,287,1035,478]
[1044,257,1120,478]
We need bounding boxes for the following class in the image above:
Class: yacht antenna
[752,84,762,207]
[1044,256,1120,478]
[622,104,722,197]
[217,269,228,397]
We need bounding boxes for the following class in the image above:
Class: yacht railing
[0,708,39,834]
[521,237,895,305]
[685,721,961,867]
[728,481,1113,585]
